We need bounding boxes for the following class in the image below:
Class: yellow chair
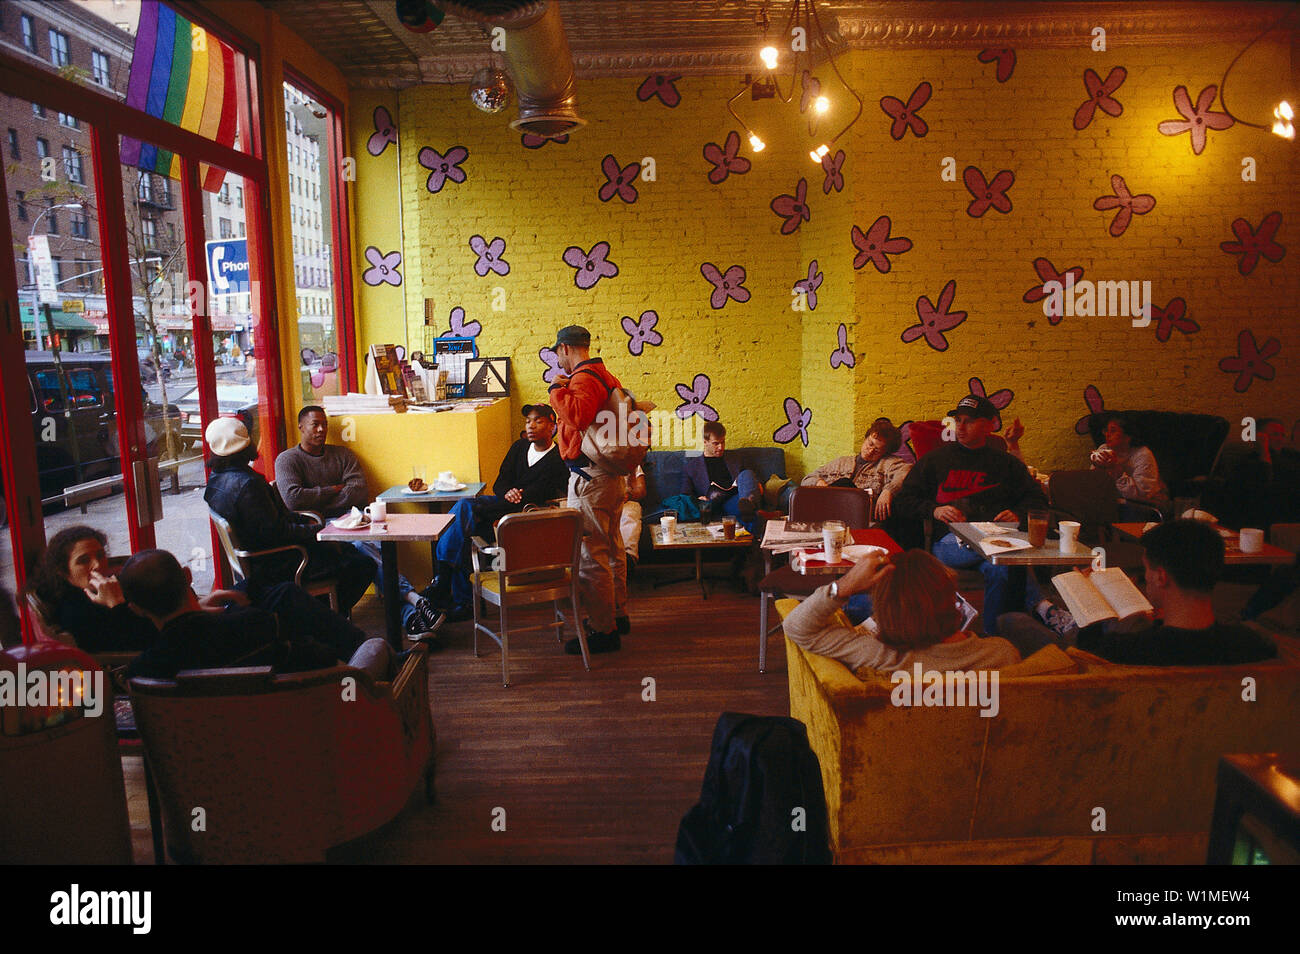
[471,509,586,686]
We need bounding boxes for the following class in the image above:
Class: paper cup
[1239,528,1264,553]
[660,515,677,542]
[822,521,844,563]
[1058,520,1081,551]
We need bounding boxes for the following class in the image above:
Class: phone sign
[206,239,250,296]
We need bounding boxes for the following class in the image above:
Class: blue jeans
[433,497,500,610]
[705,469,762,532]
[354,541,419,630]
[931,532,1024,636]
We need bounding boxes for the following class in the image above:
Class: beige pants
[568,471,627,633]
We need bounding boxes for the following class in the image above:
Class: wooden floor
[125,563,792,865]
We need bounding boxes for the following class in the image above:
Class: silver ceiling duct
[436,0,586,137]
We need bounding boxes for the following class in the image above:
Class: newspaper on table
[760,519,848,554]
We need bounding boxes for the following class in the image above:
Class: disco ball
[469,67,512,114]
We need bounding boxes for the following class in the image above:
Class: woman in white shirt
[1090,414,1171,519]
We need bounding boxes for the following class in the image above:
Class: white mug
[365,500,388,523]
[1239,528,1264,553]
[660,514,677,541]
[1058,520,1081,551]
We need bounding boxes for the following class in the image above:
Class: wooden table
[1112,523,1296,566]
[950,522,1095,566]
[651,522,753,598]
[318,513,454,647]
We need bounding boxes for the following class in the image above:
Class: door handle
[133,456,164,525]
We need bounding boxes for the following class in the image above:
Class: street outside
[0,361,268,602]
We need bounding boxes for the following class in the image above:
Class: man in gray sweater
[275,406,444,640]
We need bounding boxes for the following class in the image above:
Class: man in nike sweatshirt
[893,395,1048,635]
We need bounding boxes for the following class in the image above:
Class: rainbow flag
[120,1,241,192]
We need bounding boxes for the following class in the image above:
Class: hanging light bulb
[1273,101,1295,139]
[814,96,830,114]
[809,143,829,163]
[760,46,779,70]
[749,133,766,152]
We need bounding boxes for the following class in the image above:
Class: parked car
[26,351,181,504]
[174,383,261,452]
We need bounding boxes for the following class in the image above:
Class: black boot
[420,561,456,608]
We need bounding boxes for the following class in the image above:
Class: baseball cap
[522,404,556,421]
[553,325,590,350]
[947,395,997,420]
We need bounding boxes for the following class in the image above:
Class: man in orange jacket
[549,325,627,654]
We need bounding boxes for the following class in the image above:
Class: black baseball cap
[553,325,591,350]
[522,404,556,421]
[947,395,997,419]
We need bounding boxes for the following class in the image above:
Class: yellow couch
[778,600,1300,864]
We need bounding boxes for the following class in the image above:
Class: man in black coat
[202,417,375,616]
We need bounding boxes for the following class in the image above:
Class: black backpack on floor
[674,712,832,865]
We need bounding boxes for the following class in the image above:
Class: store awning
[20,306,97,332]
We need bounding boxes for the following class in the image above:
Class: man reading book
[997,519,1277,665]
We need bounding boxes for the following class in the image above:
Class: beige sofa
[780,601,1300,864]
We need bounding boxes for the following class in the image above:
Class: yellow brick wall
[350,37,1297,479]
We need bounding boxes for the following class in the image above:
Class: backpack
[576,368,654,476]
[674,712,832,865]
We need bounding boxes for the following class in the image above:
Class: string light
[1273,101,1294,140]
[760,46,779,70]
[749,133,766,152]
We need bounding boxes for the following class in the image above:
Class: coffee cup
[364,500,387,524]
[660,514,677,542]
[1058,520,1081,551]
[822,520,845,563]
[1239,528,1264,553]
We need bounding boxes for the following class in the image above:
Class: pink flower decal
[418,145,468,193]
[538,347,564,385]
[598,154,640,204]
[675,374,718,422]
[367,106,397,156]
[700,263,750,309]
[880,82,931,140]
[1220,212,1284,275]
[1151,297,1199,343]
[521,132,569,149]
[793,260,823,311]
[1023,257,1084,325]
[703,131,751,184]
[1073,67,1127,130]
[1093,175,1155,237]
[1219,330,1280,393]
[770,178,811,234]
[967,376,1014,431]
[964,166,1015,217]
[444,306,481,339]
[362,246,402,287]
[902,280,966,352]
[1157,85,1233,155]
[773,398,813,447]
[637,74,682,108]
[622,310,663,357]
[562,242,618,290]
[977,49,1016,83]
[1074,385,1105,435]
[468,235,510,277]
[851,216,912,273]
[821,149,846,194]
[829,323,854,370]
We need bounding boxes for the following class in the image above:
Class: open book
[1051,567,1153,629]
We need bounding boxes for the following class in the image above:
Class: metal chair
[208,508,339,611]
[470,508,585,687]
[757,486,873,673]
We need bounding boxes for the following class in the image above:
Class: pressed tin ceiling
[258,0,1294,87]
